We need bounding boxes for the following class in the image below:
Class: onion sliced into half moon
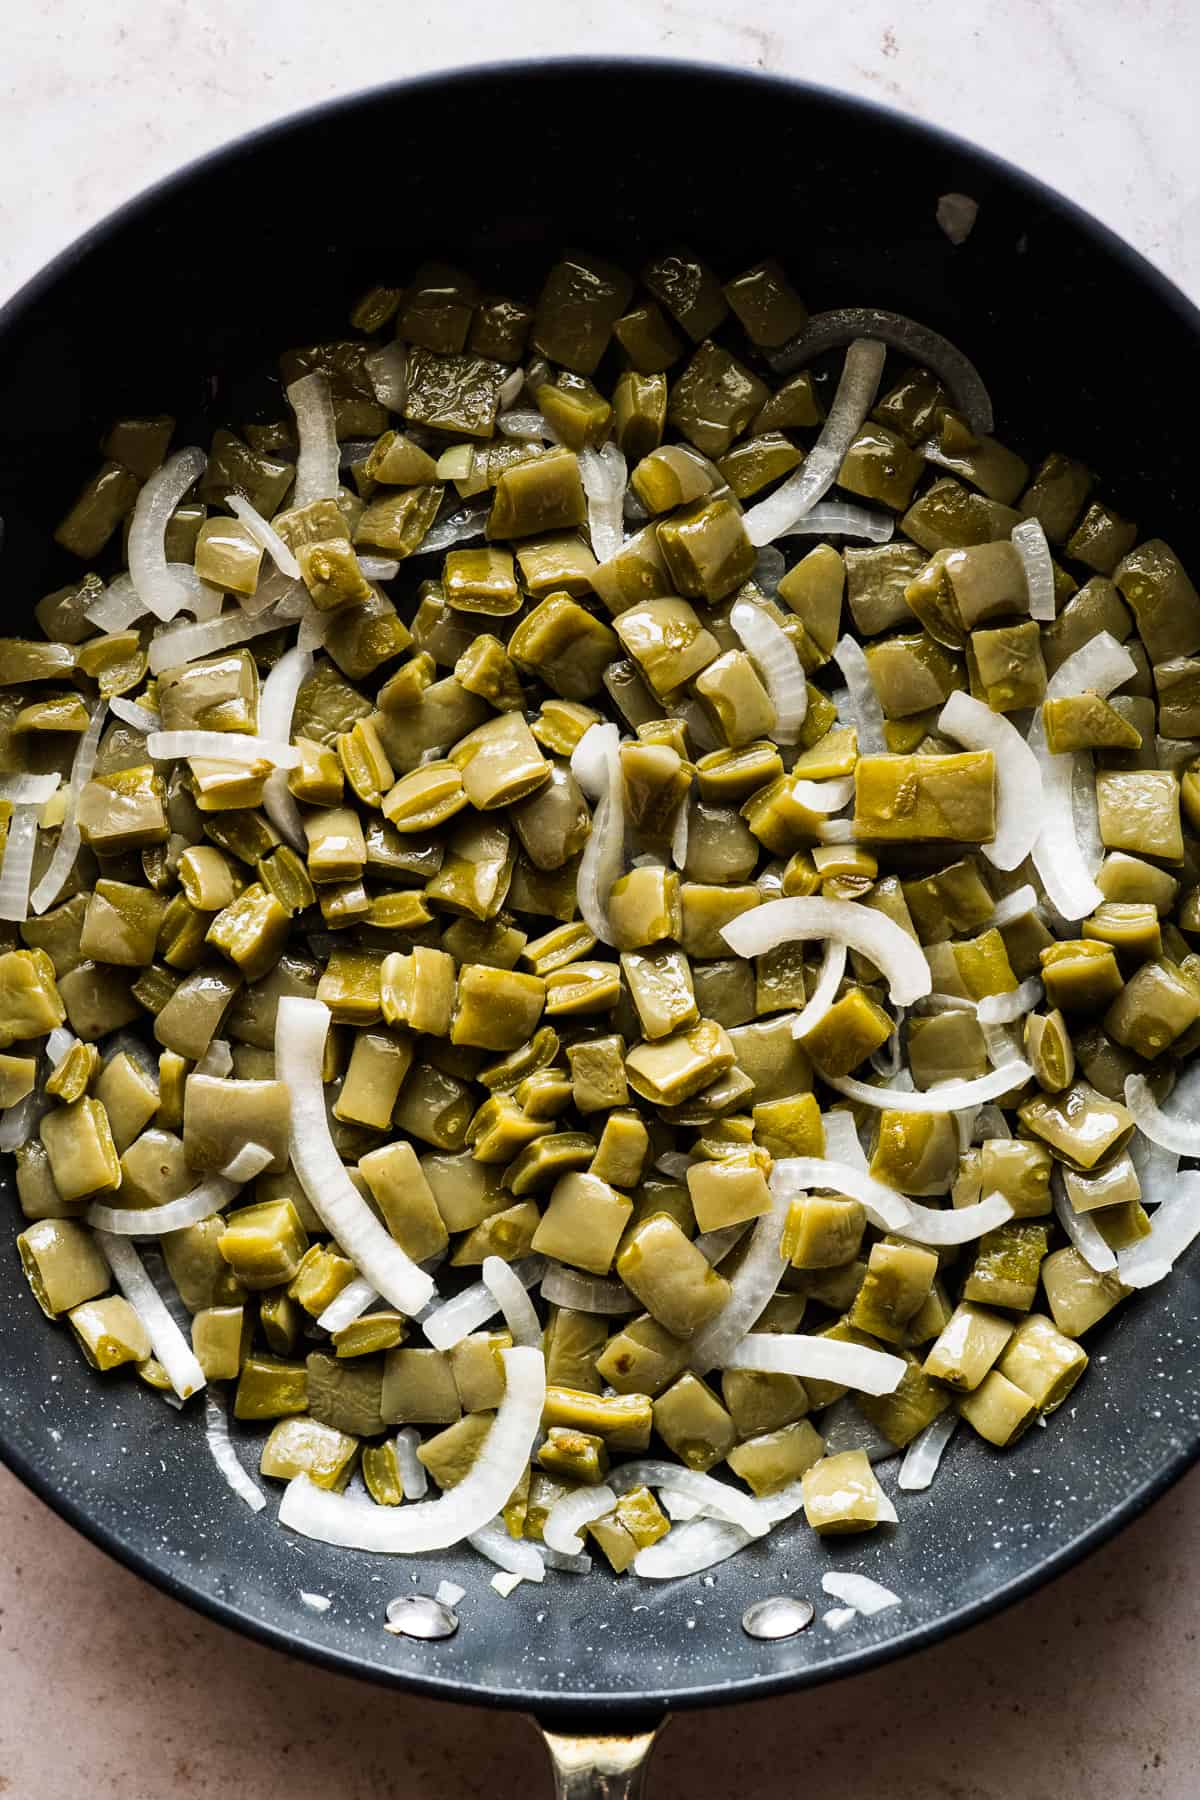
[721,897,931,1006]
[937,690,1043,872]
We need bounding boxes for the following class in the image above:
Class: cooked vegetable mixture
[3,247,1199,1587]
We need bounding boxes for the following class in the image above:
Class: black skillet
[2,58,1199,1798]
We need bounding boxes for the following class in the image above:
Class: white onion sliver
[1052,1172,1117,1273]
[0,1083,51,1153]
[543,1548,593,1575]
[901,1190,1014,1246]
[607,1461,766,1539]
[771,1156,912,1233]
[96,1230,205,1399]
[0,773,59,804]
[146,729,300,769]
[671,793,690,871]
[29,695,106,916]
[831,633,886,754]
[148,605,284,675]
[279,1347,543,1552]
[468,1519,545,1582]
[543,1484,619,1556]
[571,722,624,946]
[769,308,993,435]
[1118,1174,1200,1287]
[194,1037,233,1078]
[792,776,855,813]
[47,1026,76,1064]
[578,444,626,566]
[821,1107,869,1172]
[128,447,207,621]
[778,501,894,543]
[86,574,147,632]
[977,979,1043,1025]
[288,373,340,509]
[205,1393,266,1512]
[729,599,807,743]
[1012,517,1055,622]
[228,492,301,579]
[395,1428,428,1500]
[724,1333,906,1396]
[899,1411,959,1491]
[689,1189,790,1374]
[317,1276,378,1334]
[0,807,38,923]
[108,696,159,733]
[721,896,931,1006]
[482,1255,542,1347]
[357,555,401,580]
[220,1141,273,1183]
[792,939,847,1042]
[744,339,886,546]
[275,998,434,1316]
[828,1062,1032,1113]
[937,691,1044,871]
[539,1265,638,1315]
[499,408,555,442]
[88,1172,239,1236]
[989,885,1040,929]
[824,1607,858,1633]
[423,1257,545,1351]
[1124,1074,1200,1157]
[258,645,313,851]
[633,1477,810,1579]
[821,1571,901,1615]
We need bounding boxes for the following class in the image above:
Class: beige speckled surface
[0,1459,1198,1797]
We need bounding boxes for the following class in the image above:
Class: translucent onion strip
[87,1172,239,1235]
[0,773,59,804]
[768,307,994,435]
[791,939,847,1041]
[96,1230,206,1400]
[1124,1075,1200,1157]
[275,998,435,1317]
[288,373,340,509]
[989,885,1040,929]
[778,501,894,543]
[722,1333,906,1397]
[423,1257,546,1351]
[258,645,313,852]
[205,1393,267,1511]
[1052,1171,1117,1273]
[1012,517,1055,622]
[539,1266,637,1315]
[607,1461,766,1539]
[977,978,1043,1025]
[899,1411,959,1491]
[543,1484,618,1556]
[279,1347,544,1552]
[317,1276,378,1334]
[128,447,207,621]
[108,696,159,732]
[688,1187,790,1374]
[937,691,1044,871]
[86,574,147,632]
[570,722,625,947]
[771,1156,913,1233]
[146,730,300,769]
[394,1428,428,1499]
[148,604,284,675]
[821,1571,901,1615]
[744,340,887,546]
[829,1062,1032,1113]
[578,444,626,563]
[228,493,301,579]
[730,598,807,743]
[1118,1173,1200,1288]
[831,634,887,754]
[28,697,107,916]
[482,1255,542,1347]
[721,896,931,1006]
[468,1519,545,1582]
[0,807,38,923]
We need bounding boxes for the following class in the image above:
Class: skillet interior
[1,57,1199,1728]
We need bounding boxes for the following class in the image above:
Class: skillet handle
[538,1722,665,1798]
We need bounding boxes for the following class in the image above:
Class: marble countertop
[3,4,1200,1795]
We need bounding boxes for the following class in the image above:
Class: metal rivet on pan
[741,1595,815,1640]
[384,1594,459,1640]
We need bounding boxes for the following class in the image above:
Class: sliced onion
[47,1027,76,1064]
[898,1411,959,1491]
[831,634,886,754]
[721,896,931,1006]
[194,1037,233,1078]
[989,885,1040,929]
[0,773,59,804]
[792,939,847,1041]
[27,694,106,916]
[768,308,994,435]
[279,1346,544,1552]
[1052,1169,1117,1273]
[148,604,284,675]
[393,1428,428,1500]
[146,730,299,769]
[821,1107,869,1171]
[1029,632,1135,921]
[745,340,887,546]
[0,1082,51,1153]
[821,1571,901,1615]
[571,722,624,947]
[607,1461,766,1539]
[258,645,313,851]
[1124,1075,1200,1157]
[689,1188,791,1374]
[88,1172,239,1235]
[1118,1173,1200,1288]
[317,1276,378,1334]
[578,444,626,565]
[128,447,207,621]
[539,1266,637,1314]
[108,696,159,732]
[205,1392,266,1511]
[357,555,401,581]
[228,493,301,579]
[778,501,894,543]
[95,1230,205,1400]
[824,1606,859,1633]
[671,792,690,871]
[221,1141,274,1182]
[365,342,408,411]
[937,690,1044,871]
[828,1062,1032,1113]
[0,807,38,923]
[86,574,147,632]
[977,978,1043,1025]
[482,1255,542,1347]
[498,367,525,409]
[771,1156,912,1233]
[275,998,435,1316]
[423,1256,546,1351]
[722,1333,906,1397]
[468,1519,545,1582]
[730,598,807,744]
[753,546,786,594]
[417,498,491,556]
[1012,517,1055,622]
[499,408,556,442]
[288,373,339,509]
[901,1190,1013,1245]
[793,776,855,813]
[543,1484,619,1555]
